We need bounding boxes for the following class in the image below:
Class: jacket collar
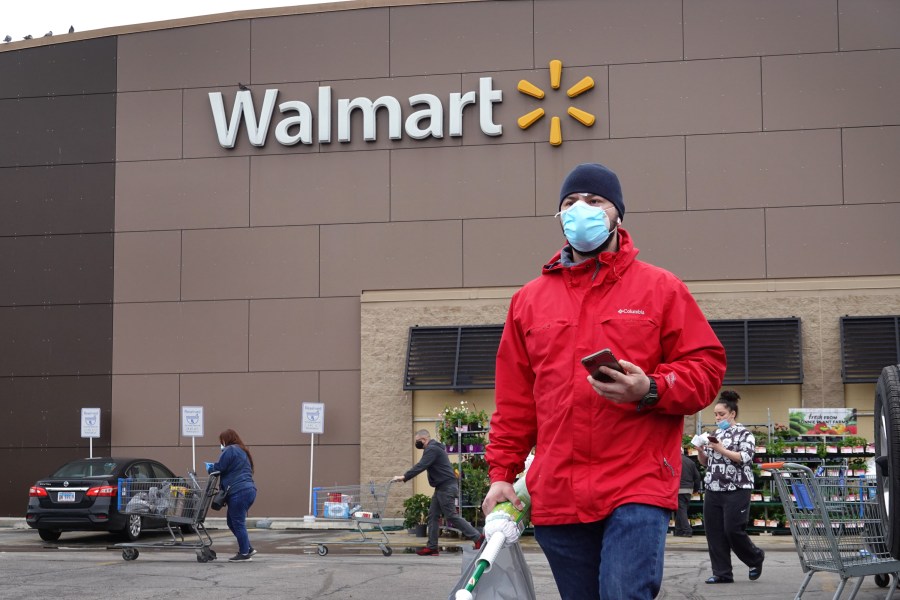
[543,227,639,279]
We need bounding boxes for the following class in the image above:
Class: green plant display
[402,493,431,529]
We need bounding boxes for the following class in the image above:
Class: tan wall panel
[534,0,683,66]
[766,204,900,278]
[320,370,362,445]
[627,210,767,281]
[842,126,900,204]
[846,385,877,442]
[182,82,322,159]
[610,58,761,137]
[839,0,900,51]
[117,21,250,92]
[763,50,900,130]
[686,130,843,210]
[249,297,360,372]
[181,226,319,300]
[694,385,802,430]
[535,137,686,216]
[390,2,533,76]
[684,0,837,59]
[251,151,390,226]
[463,216,565,288]
[251,9,390,84]
[319,221,463,296]
[179,372,318,445]
[116,90,183,162]
[113,301,248,374]
[114,231,182,303]
[461,66,609,147]
[116,158,250,231]
[391,144,535,221]
[111,375,180,446]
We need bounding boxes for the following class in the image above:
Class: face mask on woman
[717,420,731,431]
[557,202,617,253]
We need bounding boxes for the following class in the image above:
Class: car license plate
[57,491,76,502]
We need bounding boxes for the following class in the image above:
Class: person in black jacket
[392,430,484,555]
[674,448,702,537]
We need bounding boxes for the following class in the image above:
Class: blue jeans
[225,486,257,555]
[534,503,669,600]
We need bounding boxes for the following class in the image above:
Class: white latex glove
[691,432,710,448]
[483,510,521,548]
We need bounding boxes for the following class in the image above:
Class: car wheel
[121,514,143,542]
[875,364,900,559]
[38,529,61,542]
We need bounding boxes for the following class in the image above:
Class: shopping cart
[308,481,393,556]
[762,462,900,599]
[114,471,221,563]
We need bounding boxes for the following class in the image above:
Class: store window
[709,318,803,385]
[403,325,504,391]
[840,315,900,383]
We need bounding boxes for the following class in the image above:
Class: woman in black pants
[697,390,765,584]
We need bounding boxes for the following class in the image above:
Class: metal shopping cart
[308,481,393,556]
[762,462,900,599]
[114,471,221,562]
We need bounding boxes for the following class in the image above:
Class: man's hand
[587,359,651,404]
[391,475,405,483]
[481,481,524,515]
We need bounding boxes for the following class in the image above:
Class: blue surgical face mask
[557,202,616,253]
[717,420,730,431]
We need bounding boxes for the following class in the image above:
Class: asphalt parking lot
[1,522,899,599]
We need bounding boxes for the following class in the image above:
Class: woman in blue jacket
[209,429,257,562]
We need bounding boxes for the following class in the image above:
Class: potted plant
[403,493,431,536]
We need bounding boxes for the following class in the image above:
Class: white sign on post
[302,402,325,434]
[182,406,204,437]
[81,408,101,438]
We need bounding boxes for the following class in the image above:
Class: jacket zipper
[663,457,675,477]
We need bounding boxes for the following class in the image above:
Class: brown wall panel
[116,21,250,92]
[0,305,112,376]
[609,58,762,138]
[111,375,181,446]
[114,231,182,303]
[320,370,362,445]
[112,301,248,375]
[684,0,837,59]
[251,9,390,84]
[0,234,114,306]
[463,216,564,288]
[686,130,843,210]
[116,158,250,232]
[181,226,320,300]
[391,144,535,221]
[842,126,900,204]
[390,2,533,76]
[627,210,767,281]
[534,0,683,66]
[0,38,116,99]
[251,152,390,226]
[839,0,900,51]
[535,137,686,216]
[763,50,900,130]
[0,94,116,168]
[249,297,360,372]
[766,203,900,278]
[116,90,183,162]
[319,220,463,297]
[0,164,115,236]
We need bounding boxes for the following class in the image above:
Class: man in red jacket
[483,163,726,600]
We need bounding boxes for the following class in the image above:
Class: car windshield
[51,460,119,478]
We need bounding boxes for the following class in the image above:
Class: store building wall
[1,0,899,517]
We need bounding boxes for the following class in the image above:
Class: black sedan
[26,457,185,542]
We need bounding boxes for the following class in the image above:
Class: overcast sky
[2,1,348,41]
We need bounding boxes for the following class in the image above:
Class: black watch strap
[637,377,659,412]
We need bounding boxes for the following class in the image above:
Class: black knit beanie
[558,163,625,221]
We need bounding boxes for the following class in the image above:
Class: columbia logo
[618,308,645,315]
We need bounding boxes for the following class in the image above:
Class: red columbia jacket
[487,228,726,525]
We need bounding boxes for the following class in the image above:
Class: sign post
[181,406,205,472]
[81,408,101,458]
[301,402,325,518]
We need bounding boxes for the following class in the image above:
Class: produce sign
[787,408,858,436]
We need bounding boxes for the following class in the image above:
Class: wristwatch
[636,377,659,412]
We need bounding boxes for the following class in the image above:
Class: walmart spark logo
[517,60,596,146]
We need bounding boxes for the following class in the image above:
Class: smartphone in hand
[581,348,625,383]
[707,435,719,444]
